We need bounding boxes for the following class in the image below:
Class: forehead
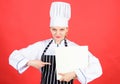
[50,26,67,29]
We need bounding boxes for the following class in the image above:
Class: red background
[0,0,120,84]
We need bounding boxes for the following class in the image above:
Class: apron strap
[42,40,53,56]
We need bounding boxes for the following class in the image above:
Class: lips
[56,36,61,38]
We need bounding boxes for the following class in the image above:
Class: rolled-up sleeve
[9,41,44,74]
[9,50,29,73]
[74,52,103,84]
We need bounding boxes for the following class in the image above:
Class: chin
[55,38,61,41]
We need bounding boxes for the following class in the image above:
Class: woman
[9,2,102,84]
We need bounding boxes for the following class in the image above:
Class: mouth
[56,36,61,38]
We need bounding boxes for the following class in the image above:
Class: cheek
[52,32,56,37]
[51,31,55,35]
[61,32,67,37]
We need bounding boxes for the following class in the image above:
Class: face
[50,26,68,43]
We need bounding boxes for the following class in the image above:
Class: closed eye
[60,29,65,31]
[52,28,57,31]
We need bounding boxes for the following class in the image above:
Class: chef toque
[50,2,71,27]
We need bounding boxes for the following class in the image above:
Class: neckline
[52,38,66,45]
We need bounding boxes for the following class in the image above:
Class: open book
[55,46,89,80]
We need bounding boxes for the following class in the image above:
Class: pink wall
[0,0,120,84]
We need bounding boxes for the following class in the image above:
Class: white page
[55,46,89,80]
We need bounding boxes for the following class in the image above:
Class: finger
[59,77,64,81]
[42,62,51,65]
[58,73,64,76]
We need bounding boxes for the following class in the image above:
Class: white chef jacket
[9,38,102,84]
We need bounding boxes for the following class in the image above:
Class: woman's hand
[59,71,77,82]
[27,60,51,69]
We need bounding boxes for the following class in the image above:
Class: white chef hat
[50,2,71,27]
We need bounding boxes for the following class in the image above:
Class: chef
[9,1,102,84]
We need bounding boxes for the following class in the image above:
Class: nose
[56,30,60,35]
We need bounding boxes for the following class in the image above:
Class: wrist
[72,71,77,79]
[27,60,32,66]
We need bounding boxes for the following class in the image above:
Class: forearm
[9,50,30,74]
[75,56,102,84]
[27,60,51,69]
